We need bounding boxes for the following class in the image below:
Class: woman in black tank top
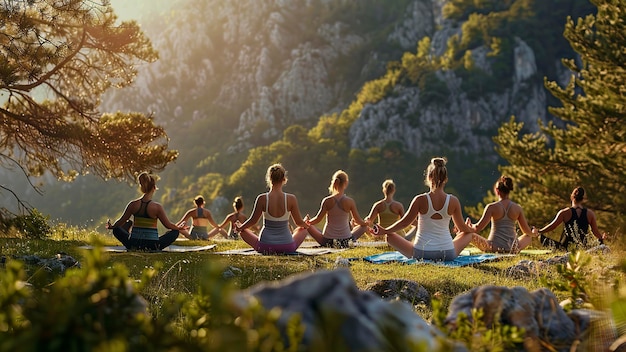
[537,186,606,249]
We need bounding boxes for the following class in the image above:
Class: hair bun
[432,157,446,168]
[572,186,585,202]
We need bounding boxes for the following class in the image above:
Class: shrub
[0,240,306,351]
[2,209,51,240]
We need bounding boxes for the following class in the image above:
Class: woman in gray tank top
[464,176,538,253]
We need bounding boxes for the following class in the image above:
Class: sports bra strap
[265,192,288,217]
[135,200,152,218]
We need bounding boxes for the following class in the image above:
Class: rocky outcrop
[348,36,546,156]
[234,269,617,351]
[234,269,460,351]
[445,285,615,352]
[104,0,438,151]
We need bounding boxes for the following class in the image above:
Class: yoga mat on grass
[79,244,217,253]
[213,246,346,256]
[364,251,503,267]
[460,247,553,256]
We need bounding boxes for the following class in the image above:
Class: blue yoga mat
[364,251,501,267]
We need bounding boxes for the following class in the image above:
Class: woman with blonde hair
[306,170,370,248]
[366,179,406,236]
[464,176,538,253]
[375,158,475,260]
[235,164,313,254]
[107,172,186,250]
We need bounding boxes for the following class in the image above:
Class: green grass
[6,226,616,323]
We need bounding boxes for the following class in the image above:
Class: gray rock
[505,259,548,279]
[506,245,611,279]
[234,269,461,351]
[13,253,80,274]
[334,256,351,268]
[222,266,243,279]
[365,279,430,308]
[446,285,584,351]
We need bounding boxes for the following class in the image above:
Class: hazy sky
[109,0,174,22]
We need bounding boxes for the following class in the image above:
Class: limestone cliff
[105,0,563,159]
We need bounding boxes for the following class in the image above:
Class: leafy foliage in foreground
[0,209,51,240]
[0,242,306,352]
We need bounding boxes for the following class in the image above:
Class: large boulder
[235,269,462,351]
[445,285,613,351]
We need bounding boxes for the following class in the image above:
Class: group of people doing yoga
[107,158,606,259]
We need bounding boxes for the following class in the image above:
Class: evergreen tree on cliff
[0,0,177,207]
[493,0,625,231]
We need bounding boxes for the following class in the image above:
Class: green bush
[2,209,51,240]
[0,241,306,352]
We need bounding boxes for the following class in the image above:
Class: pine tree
[0,0,177,204]
[493,0,626,231]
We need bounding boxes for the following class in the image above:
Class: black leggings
[113,227,179,251]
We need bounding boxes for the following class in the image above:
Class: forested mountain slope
[10,0,595,225]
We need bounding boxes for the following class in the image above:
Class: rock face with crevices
[445,285,599,351]
[234,269,460,351]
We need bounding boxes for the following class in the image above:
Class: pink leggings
[257,241,298,254]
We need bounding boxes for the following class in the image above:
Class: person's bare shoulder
[586,207,597,218]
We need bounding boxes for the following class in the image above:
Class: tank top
[259,193,293,244]
[487,201,517,251]
[323,195,352,239]
[562,207,589,246]
[378,201,400,227]
[414,193,453,251]
[132,200,158,240]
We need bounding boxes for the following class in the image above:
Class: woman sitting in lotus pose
[463,176,538,253]
[107,172,186,250]
[177,195,220,240]
[537,186,606,249]
[306,170,370,248]
[235,164,315,254]
[375,157,475,261]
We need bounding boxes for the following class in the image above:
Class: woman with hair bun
[365,179,407,236]
[106,172,187,250]
[306,170,370,248]
[235,164,313,254]
[177,195,220,240]
[464,176,538,253]
[537,186,606,249]
[210,196,251,240]
[375,158,475,260]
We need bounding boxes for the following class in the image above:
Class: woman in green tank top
[365,179,411,237]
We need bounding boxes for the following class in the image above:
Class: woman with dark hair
[177,195,220,240]
[210,196,250,240]
[464,176,538,253]
[538,186,606,249]
[106,172,186,250]
[375,157,475,261]
[235,164,313,254]
[306,170,370,248]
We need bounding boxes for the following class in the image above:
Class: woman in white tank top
[375,157,476,261]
